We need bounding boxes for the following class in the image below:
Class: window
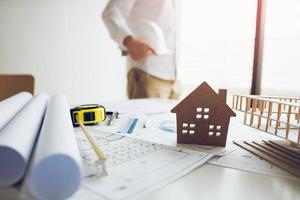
[179,0,257,95]
[190,124,196,128]
[181,123,196,135]
[208,124,222,137]
[196,114,202,119]
[260,0,300,96]
[196,107,210,120]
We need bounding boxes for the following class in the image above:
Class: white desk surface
[143,164,300,200]
[105,99,300,200]
[1,99,300,200]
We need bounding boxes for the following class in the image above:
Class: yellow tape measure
[70,104,106,127]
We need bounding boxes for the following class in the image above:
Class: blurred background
[1,0,300,104]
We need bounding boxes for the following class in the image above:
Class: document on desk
[208,147,295,179]
[207,113,296,179]
[92,112,236,157]
[71,129,213,200]
[104,98,176,115]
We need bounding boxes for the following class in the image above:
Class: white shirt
[102,0,179,80]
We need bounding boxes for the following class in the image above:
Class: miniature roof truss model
[232,94,300,145]
[232,94,300,178]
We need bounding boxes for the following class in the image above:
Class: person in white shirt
[102,0,181,99]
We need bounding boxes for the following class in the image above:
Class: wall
[0,0,127,104]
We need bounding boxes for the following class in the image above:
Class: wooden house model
[171,82,236,147]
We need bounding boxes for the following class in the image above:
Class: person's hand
[123,36,157,61]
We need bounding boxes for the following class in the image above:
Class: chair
[0,74,35,101]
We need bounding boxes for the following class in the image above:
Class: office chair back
[0,74,35,101]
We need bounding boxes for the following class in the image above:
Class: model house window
[208,124,222,137]
[182,123,196,135]
[196,107,210,120]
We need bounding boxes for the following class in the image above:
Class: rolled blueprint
[0,92,32,130]
[26,94,82,200]
[0,93,48,186]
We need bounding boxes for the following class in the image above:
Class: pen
[127,118,138,134]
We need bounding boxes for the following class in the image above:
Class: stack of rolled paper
[0,92,82,200]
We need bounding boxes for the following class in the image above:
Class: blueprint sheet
[208,112,296,179]
[70,129,213,200]
[208,147,295,179]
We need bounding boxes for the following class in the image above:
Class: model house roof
[171,82,236,117]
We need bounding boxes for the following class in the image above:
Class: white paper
[26,94,82,200]
[72,129,212,200]
[103,98,176,115]
[208,147,295,179]
[0,92,32,130]
[0,94,48,187]
[207,111,298,178]
[92,112,236,156]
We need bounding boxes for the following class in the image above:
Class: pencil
[76,116,107,175]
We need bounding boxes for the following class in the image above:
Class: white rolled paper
[0,93,48,186]
[26,94,82,200]
[0,92,32,130]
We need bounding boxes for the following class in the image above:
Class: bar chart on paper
[72,129,212,200]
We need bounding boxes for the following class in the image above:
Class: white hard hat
[129,20,171,55]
